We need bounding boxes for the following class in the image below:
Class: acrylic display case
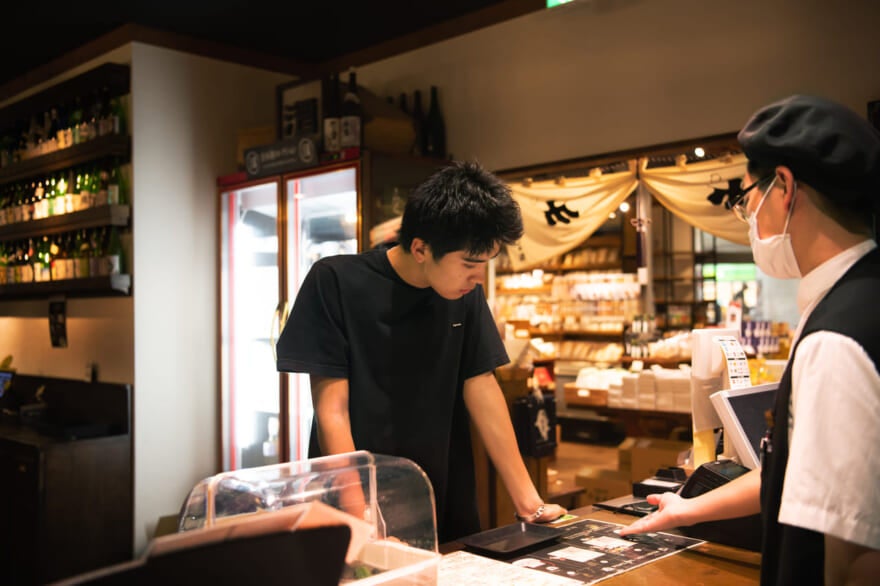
[178,451,440,585]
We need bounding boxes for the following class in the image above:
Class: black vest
[760,247,880,585]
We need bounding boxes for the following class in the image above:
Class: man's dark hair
[397,160,524,259]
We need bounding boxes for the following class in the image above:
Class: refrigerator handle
[270,301,292,362]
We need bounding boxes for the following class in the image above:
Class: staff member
[276,161,565,542]
[621,94,880,585]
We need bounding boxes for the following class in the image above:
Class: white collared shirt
[778,239,880,549]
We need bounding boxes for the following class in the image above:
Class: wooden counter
[442,506,760,585]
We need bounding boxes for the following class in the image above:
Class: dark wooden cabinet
[0,376,133,585]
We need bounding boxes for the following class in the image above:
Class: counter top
[442,507,760,585]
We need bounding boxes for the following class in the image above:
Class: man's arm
[309,374,368,517]
[310,374,356,455]
[825,536,880,586]
[463,371,565,522]
[620,467,762,536]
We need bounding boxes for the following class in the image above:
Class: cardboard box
[617,437,637,473]
[564,383,608,407]
[628,437,692,483]
[236,125,276,167]
[574,467,632,506]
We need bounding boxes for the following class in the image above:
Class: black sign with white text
[244,135,319,178]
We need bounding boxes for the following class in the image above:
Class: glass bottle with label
[73,229,90,278]
[322,73,341,153]
[0,242,7,285]
[108,159,127,205]
[339,68,362,149]
[62,232,76,279]
[110,94,126,136]
[104,226,124,275]
[33,236,52,282]
[94,166,109,207]
[89,228,105,277]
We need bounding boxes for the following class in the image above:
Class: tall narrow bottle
[322,74,341,153]
[62,232,76,279]
[104,226,124,275]
[110,94,126,136]
[73,229,90,278]
[89,228,105,277]
[398,93,409,114]
[0,242,7,285]
[35,236,52,282]
[411,90,426,156]
[108,159,127,205]
[94,166,109,207]
[425,86,447,159]
[339,68,362,149]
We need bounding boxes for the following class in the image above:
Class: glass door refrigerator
[219,151,443,471]
[218,161,359,470]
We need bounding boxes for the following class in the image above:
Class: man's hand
[527,503,566,523]
[618,492,691,536]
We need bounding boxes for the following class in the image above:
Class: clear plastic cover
[178,450,440,583]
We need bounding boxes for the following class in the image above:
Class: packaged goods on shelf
[652,365,692,413]
[637,370,656,410]
[619,374,639,409]
[556,340,623,363]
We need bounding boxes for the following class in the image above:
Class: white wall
[129,43,292,553]
[355,0,880,171]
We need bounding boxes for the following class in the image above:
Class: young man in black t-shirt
[276,161,565,542]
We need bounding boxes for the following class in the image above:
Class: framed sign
[276,79,322,141]
[49,296,68,348]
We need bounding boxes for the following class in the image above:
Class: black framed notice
[49,297,68,348]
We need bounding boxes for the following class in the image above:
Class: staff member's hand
[618,492,689,536]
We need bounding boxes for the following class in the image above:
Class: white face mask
[748,177,801,279]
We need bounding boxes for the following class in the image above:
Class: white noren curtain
[506,160,639,271]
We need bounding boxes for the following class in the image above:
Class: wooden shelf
[619,356,690,368]
[0,274,131,299]
[0,134,130,184]
[496,286,553,295]
[496,262,622,275]
[0,204,130,242]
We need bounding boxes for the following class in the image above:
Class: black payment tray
[459,522,564,557]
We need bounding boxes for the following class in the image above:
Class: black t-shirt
[276,248,509,541]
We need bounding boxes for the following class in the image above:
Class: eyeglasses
[729,176,774,223]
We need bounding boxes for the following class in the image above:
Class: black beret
[737,94,880,212]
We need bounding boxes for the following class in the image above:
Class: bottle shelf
[619,355,690,368]
[0,204,130,242]
[0,274,131,299]
[0,63,130,131]
[0,134,130,184]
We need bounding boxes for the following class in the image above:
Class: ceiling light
[694,147,705,158]
[618,201,631,213]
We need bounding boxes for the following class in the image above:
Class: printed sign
[244,135,318,178]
